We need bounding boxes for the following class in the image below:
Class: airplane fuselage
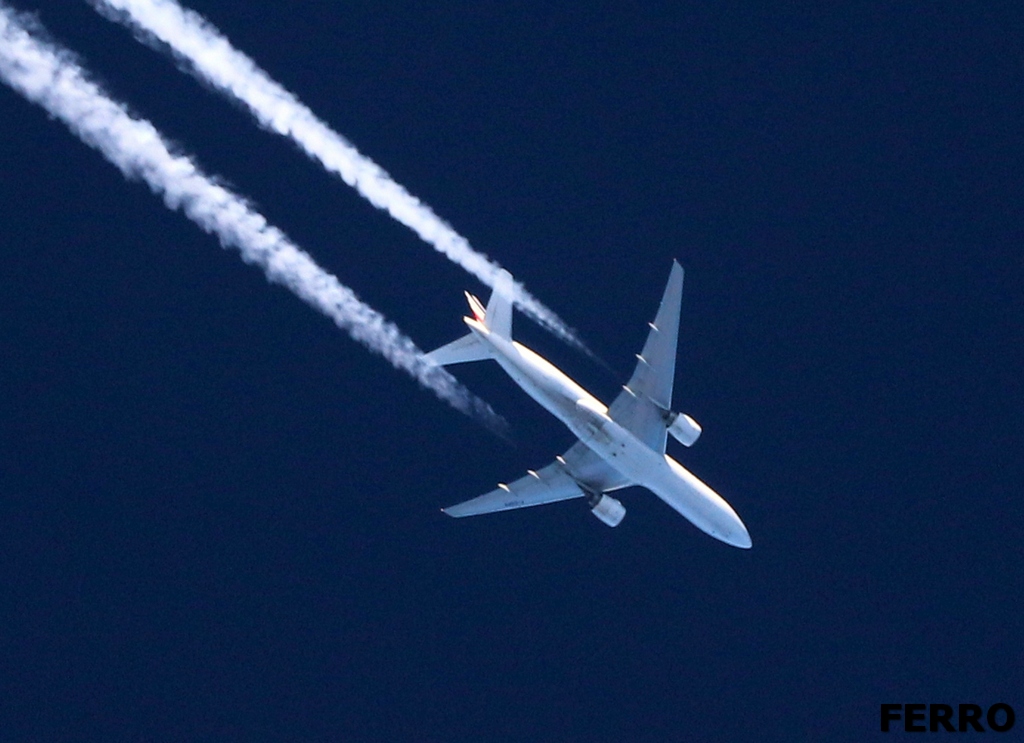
[464,317,751,548]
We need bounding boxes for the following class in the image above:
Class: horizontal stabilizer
[425,332,490,366]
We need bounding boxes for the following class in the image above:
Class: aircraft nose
[731,525,752,549]
[722,511,752,549]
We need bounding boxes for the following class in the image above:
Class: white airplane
[427,261,751,549]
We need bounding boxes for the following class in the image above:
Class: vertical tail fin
[484,269,514,340]
[425,270,515,367]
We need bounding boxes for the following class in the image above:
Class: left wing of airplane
[442,441,632,518]
[441,461,583,518]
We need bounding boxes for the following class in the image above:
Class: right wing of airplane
[606,261,684,454]
[442,441,632,518]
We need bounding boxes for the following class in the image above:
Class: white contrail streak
[91,0,593,357]
[0,4,507,435]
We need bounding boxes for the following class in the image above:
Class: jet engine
[666,412,702,447]
[587,492,626,527]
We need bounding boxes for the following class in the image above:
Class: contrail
[0,4,507,436]
[90,0,595,358]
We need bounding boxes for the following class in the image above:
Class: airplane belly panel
[498,356,583,426]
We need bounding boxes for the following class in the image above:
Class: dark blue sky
[2,2,1021,740]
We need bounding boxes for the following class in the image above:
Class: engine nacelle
[666,412,702,447]
[588,492,626,527]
